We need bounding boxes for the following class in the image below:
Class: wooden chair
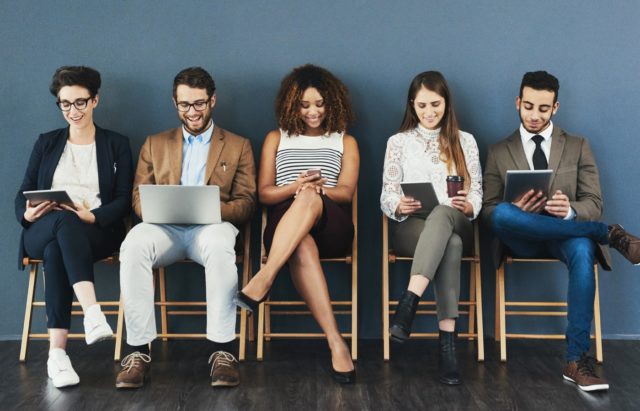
[382,214,484,361]
[495,255,603,362]
[149,223,253,361]
[20,255,124,362]
[256,190,358,361]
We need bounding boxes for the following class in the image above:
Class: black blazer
[15,125,133,268]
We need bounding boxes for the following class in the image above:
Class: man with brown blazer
[482,71,639,392]
[116,67,256,389]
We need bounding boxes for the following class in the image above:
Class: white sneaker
[47,349,80,388]
[83,304,113,345]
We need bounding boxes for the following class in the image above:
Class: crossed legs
[241,188,354,372]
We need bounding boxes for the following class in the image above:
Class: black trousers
[23,211,125,329]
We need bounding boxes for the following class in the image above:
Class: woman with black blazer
[14,66,133,388]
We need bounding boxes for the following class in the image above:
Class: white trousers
[120,222,239,345]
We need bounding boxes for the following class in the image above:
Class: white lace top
[51,141,101,209]
[380,125,482,222]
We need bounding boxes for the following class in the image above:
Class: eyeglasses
[176,100,210,112]
[56,97,92,112]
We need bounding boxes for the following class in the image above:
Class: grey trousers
[392,205,472,320]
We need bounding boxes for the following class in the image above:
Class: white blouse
[380,125,482,222]
[51,141,101,209]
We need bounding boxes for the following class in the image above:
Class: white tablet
[23,189,74,207]
[400,182,440,216]
[503,170,553,202]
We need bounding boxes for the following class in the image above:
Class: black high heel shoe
[235,290,269,313]
[332,367,356,384]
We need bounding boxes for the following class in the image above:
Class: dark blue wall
[2,1,639,340]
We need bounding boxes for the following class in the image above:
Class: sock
[49,348,66,360]
[85,304,101,317]
[210,339,237,357]
[127,343,150,356]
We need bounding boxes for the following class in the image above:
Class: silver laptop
[139,185,221,224]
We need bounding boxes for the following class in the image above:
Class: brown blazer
[481,126,611,270]
[132,125,257,226]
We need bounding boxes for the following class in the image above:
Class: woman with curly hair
[381,71,482,385]
[237,64,358,383]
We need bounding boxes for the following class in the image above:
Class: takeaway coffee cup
[446,175,464,197]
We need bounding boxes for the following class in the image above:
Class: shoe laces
[120,352,151,374]
[610,227,630,253]
[208,351,237,376]
[577,355,597,378]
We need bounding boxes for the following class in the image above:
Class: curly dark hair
[275,64,354,135]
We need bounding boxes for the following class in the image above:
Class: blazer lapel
[547,127,566,187]
[505,130,530,170]
[94,125,110,197]
[204,126,225,184]
[43,128,69,189]
[168,128,183,184]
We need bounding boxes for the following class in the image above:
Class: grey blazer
[481,126,611,270]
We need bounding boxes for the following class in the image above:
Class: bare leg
[49,329,69,350]
[407,274,430,297]
[242,189,323,300]
[72,281,98,313]
[439,318,455,332]
[288,235,354,372]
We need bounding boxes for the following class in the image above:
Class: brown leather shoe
[608,224,640,265]
[116,352,151,389]
[562,354,609,392]
[209,351,239,387]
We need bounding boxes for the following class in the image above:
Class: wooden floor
[1,339,638,410]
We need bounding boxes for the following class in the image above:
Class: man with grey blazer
[482,71,639,393]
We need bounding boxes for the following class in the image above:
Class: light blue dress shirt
[180,123,214,186]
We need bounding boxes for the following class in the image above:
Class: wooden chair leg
[158,268,168,341]
[114,293,124,361]
[474,260,485,362]
[351,261,358,361]
[20,263,38,362]
[239,307,247,361]
[468,265,476,339]
[498,264,507,362]
[593,265,603,363]
[257,302,265,361]
[265,303,272,342]
[382,245,390,361]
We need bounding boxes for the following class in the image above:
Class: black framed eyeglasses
[56,97,92,112]
[176,100,210,112]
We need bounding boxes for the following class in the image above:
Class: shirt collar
[182,122,214,144]
[519,121,553,143]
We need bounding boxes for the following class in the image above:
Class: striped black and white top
[275,130,344,187]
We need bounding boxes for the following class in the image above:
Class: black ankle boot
[389,290,420,343]
[438,330,461,385]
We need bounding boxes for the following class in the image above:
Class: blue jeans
[491,203,608,361]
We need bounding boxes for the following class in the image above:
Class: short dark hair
[49,66,101,98]
[173,67,216,99]
[520,71,560,102]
